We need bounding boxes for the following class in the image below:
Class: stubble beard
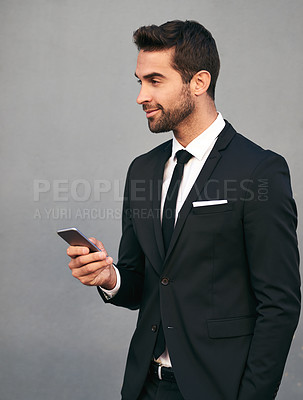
[147,85,195,134]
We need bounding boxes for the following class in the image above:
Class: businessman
[67,20,301,400]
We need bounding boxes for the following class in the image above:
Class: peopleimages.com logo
[33,178,269,220]
[33,178,269,203]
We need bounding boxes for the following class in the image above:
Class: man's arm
[238,153,301,400]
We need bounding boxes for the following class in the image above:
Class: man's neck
[173,104,218,148]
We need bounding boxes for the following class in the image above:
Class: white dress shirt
[101,112,226,366]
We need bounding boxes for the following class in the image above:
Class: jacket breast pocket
[207,316,256,339]
[192,202,233,215]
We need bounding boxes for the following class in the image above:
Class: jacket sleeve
[237,153,301,400]
[98,159,145,310]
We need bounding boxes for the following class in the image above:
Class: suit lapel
[164,122,236,263]
[152,140,172,265]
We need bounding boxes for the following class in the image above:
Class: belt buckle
[157,364,163,380]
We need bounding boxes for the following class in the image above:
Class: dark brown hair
[133,20,220,100]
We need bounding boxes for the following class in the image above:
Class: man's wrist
[101,264,118,290]
[99,265,121,299]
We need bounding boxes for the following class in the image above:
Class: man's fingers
[69,251,107,269]
[69,251,113,273]
[71,259,109,278]
[67,245,90,258]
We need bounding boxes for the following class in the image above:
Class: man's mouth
[143,107,161,118]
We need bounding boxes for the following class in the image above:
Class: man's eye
[137,79,142,85]
[151,80,159,85]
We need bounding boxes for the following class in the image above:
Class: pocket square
[192,200,228,207]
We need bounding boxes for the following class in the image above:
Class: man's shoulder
[224,121,284,162]
[138,139,172,158]
[129,139,172,169]
[221,121,289,176]
[222,121,263,153]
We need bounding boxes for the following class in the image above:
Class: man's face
[135,49,195,133]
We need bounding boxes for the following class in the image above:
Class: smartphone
[57,227,101,252]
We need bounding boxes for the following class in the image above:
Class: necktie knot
[176,149,192,165]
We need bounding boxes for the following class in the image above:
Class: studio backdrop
[1,1,302,399]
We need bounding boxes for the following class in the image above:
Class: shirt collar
[171,112,225,161]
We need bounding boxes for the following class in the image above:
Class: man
[67,20,301,400]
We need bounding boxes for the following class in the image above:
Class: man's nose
[136,85,152,104]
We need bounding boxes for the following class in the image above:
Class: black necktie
[154,149,193,359]
[162,150,193,253]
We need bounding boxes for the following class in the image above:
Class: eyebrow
[134,72,166,80]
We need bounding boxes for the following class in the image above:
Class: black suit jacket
[98,121,301,400]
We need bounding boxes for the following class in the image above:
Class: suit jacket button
[161,277,169,286]
[151,325,157,332]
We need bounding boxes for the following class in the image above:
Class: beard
[146,85,195,133]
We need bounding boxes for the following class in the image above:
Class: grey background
[1,0,302,399]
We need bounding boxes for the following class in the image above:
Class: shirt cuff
[98,264,121,300]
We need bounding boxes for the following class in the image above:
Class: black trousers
[137,372,185,400]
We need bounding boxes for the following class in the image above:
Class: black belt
[149,361,176,382]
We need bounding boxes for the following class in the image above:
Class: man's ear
[191,70,211,96]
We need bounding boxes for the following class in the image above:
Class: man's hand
[67,238,117,290]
